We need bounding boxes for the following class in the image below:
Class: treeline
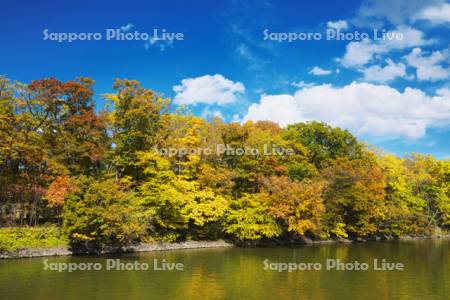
[0,76,449,251]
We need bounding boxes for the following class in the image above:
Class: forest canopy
[0,76,449,252]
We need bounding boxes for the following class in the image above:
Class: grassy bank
[0,225,68,252]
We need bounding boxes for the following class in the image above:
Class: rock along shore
[0,240,234,260]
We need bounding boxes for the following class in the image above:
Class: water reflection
[0,239,448,300]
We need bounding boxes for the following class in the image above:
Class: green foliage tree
[62,177,146,253]
[284,121,362,167]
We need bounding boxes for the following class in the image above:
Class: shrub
[0,225,67,252]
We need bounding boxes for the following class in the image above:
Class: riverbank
[300,233,450,244]
[2,234,450,259]
[0,240,234,259]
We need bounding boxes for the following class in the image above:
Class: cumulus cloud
[339,26,433,67]
[243,82,450,139]
[414,3,450,25]
[340,40,383,67]
[404,48,450,81]
[244,94,303,127]
[173,74,245,106]
[361,59,408,83]
[327,20,348,31]
[309,66,333,76]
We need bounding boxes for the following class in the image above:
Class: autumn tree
[2,75,449,246]
[0,77,53,225]
[104,79,169,182]
[223,193,281,242]
[262,176,325,237]
[137,151,229,241]
[321,156,386,238]
[62,176,146,253]
[378,154,428,235]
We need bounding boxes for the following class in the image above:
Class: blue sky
[1,0,450,158]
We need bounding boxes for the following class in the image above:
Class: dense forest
[0,76,449,252]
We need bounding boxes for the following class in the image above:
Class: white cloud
[361,59,407,83]
[244,94,303,127]
[173,74,245,106]
[404,48,450,81]
[327,20,349,31]
[291,81,315,88]
[340,39,383,67]
[201,107,225,120]
[354,0,445,25]
[243,82,450,139]
[231,114,242,122]
[339,26,433,67]
[414,3,450,25]
[120,23,134,32]
[381,26,434,49]
[309,66,333,76]
[436,87,450,97]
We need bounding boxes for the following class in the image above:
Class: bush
[0,225,67,252]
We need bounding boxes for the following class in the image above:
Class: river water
[0,239,448,300]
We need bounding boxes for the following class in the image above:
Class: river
[0,239,448,299]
